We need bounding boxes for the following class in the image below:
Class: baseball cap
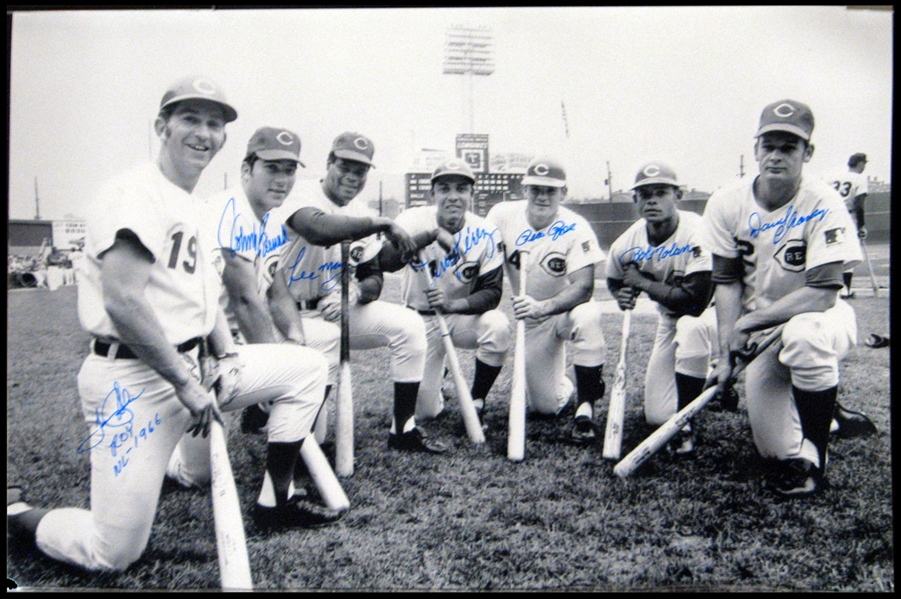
[848,152,867,167]
[430,158,475,184]
[246,127,305,167]
[755,99,814,141]
[159,75,238,123]
[521,157,567,188]
[331,132,376,168]
[631,162,683,190]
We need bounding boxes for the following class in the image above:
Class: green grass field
[6,279,893,592]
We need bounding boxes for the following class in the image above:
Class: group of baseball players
[7,76,879,578]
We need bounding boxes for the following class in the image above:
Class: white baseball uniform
[486,201,606,415]
[271,182,426,386]
[394,206,510,418]
[703,176,861,466]
[35,163,327,572]
[606,210,716,425]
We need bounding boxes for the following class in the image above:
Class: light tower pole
[443,24,494,134]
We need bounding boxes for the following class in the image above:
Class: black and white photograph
[7,6,892,592]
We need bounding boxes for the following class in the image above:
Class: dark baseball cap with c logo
[521,157,567,188]
[756,99,814,141]
[247,127,305,167]
[331,132,376,168]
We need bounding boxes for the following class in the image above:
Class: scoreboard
[404,172,524,217]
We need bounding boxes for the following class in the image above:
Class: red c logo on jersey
[539,252,567,276]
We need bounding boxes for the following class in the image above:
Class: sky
[7,6,894,221]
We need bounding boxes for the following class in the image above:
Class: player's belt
[407,305,437,316]
[93,337,203,360]
[296,298,321,311]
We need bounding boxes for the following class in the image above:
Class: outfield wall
[567,191,890,250]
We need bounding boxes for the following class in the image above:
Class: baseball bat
[602,309,632,460]
[335,241,354,478]
[613,324,785,478]
[299,438,350,511]
[419,258,485,445]
[860,237,879,298]
[507,250,529,462]
[209,420,253,590]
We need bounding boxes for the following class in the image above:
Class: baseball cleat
[387,428,449,454]
[667,428,695,457]
[569,415,600,446]
[831,403,878,438]
[240,404,270,434]
[764,458,821,498]
[709,384,740,413]
[252,497,342,531]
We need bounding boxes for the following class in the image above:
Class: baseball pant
[525,301,606,416]
[415,309,511,419]
[643,309,718,425]
[745,299,857,468]
[34,342,327,572]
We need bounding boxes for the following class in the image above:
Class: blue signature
[286,246,344,292]
[217,197,289,258]
[515,220,575,246]
[748,204,828,244]
[77,382,145,454]
[110,413,162,477]
[410,225,499,279]
[619,242,693,266]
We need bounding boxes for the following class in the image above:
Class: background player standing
[606,162,716,456]
[829,152,869,299]
[379,158,510,430]
[703,99,861,498]
[7,76,335,574]
[485,157,607,445]
[272,132,448,454]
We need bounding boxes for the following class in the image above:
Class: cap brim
[431,173,475,184]
[255,149,305,167]
[755,124,810,141]
[333,150,375,168]
[160,95,238,123]
[521,175,565,188]
[631,178,683,190]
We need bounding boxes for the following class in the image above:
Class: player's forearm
[232,299,277,344]
[104,289,195,389]
[736,286,837,334]
[713,283,743,358]
[453,266,503,314]
[535,279,593,317]
[288,209,386,246]
[268,289,305,343]
[637,273,714,317]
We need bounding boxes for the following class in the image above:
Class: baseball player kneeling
[8,77,336,576]
[379,158,510,431]
[485,157,607,445]
[606,162,718,457]
[703,99,862,498]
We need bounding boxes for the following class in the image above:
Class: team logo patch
[455,261,480,283]
[692,246,702,258]
[582,241,591,253]
[349,246,364,264]
[775,240,806,273]
[267,259,279,278]
[824,227,846,246]
[539,252,567,277]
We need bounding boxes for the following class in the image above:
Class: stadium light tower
[443,24,494,133]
